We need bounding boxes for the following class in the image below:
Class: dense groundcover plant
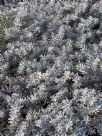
[0,0,102,135]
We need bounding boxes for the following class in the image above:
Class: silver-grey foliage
[0,0,102,136]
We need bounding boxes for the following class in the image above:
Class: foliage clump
[0,0,102,136]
